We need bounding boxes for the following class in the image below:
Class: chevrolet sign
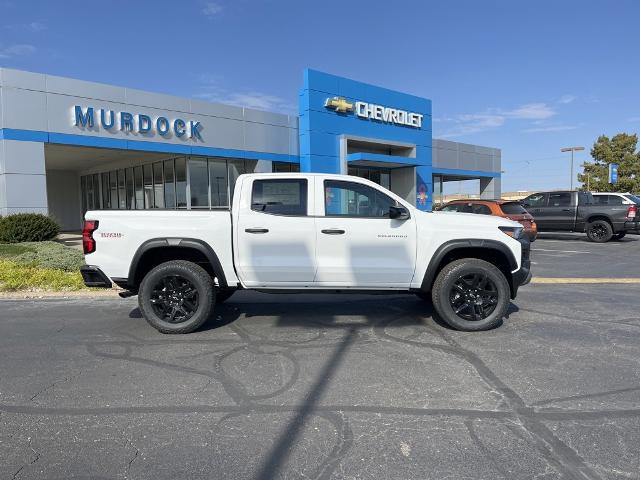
[325,97,423,128]
[355,101,423,128]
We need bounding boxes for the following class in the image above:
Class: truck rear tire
[431,258,510,332]
[586,220,613,243]
[138,260,215,334]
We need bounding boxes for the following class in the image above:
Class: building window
[80,155,248,214]
[164,159,176,209]
[209,159,228,207]
[112,171,121,208]
[134,166,144,210]
[348,166,391,190]
[153,162,165,208]
[189,158,209,209]
[117,169,126,209]
[272,161,300,173]
[101,173,111,209]
[175,157,187,208]
[125,168,135,209]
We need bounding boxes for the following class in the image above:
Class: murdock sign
[73,106,203,140]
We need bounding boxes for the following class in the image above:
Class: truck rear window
[500,202,527,215]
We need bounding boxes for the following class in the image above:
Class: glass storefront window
[209,159,228,207]
[109,171,118,209]
[134,166,144,210]
[175,157,187,208]
[117,169,126,209]
[81,155,241,213]
[143,164,153,208]
[189,158,209,208]
[153,162,164,208]
[125,168,134,209]
[163,159,176,209]
[102,173,111,209]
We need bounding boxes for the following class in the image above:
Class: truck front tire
[431,258,510,332]
[586,220,613,242]
[138,260,215,334]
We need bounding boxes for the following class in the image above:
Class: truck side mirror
[389,206,410,220]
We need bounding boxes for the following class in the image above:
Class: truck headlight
[499,226,523,239]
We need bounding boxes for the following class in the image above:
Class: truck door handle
[321,229,345,235]
[561,208,571,212]
[245,228,269,234]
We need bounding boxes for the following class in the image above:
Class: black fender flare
[128,237,228,289]
[420,238,518,291]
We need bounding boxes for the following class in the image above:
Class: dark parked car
[521,190,639,242]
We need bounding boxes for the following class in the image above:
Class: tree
[578,133,640,192]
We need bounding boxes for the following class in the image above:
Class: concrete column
[480,177,501,200]
[0,139,48,216]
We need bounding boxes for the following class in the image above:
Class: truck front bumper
[80,265,112,288]
[511,238,532,298]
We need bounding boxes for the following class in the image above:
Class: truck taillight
[627,205,637,219]
[82,220,99,254]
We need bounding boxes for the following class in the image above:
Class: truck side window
[324,180,397,218]
[251,179,307,216]
[548,192,571,207]
[523,193,546,208]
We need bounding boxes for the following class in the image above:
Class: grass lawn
[0,241,87,292]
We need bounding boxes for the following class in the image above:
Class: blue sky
[1,0,638,192]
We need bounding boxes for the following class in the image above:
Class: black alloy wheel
[590,224,608,241]
[138,260,215,334]
[150,275,199,323]
[449,272,499,321]
[431,258,510,331]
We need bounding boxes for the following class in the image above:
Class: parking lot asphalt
[1,235,639,479]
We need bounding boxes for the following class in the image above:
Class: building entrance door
[347,166,391,190]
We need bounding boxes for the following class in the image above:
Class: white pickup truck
[81,173,531,333]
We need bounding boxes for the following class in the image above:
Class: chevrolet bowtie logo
[324,97,354,113]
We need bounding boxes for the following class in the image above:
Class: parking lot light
[561,146,585,190]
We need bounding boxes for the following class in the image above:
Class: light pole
[560,146,585,190]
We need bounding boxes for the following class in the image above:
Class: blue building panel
[299,69,434,210]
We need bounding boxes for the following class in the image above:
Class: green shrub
[0,259,86,291]
[0,214,60,243]
[0,241,84,272]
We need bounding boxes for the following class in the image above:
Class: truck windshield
[624,194,640,204]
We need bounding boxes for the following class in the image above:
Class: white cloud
[437,102,557,138]
[202,2,223,17]
[522,125,579,133]
[195,75,294,113]
[4,21,46,32]
[558,94,577,104]
[0,43,36,58]
[501,103,556,120]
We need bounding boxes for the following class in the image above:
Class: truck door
[545,192,574,230]
[235,177,317,287]
[522,193,550,230]
[313,178,417,287]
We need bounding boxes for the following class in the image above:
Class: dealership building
[0,67,501,230]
